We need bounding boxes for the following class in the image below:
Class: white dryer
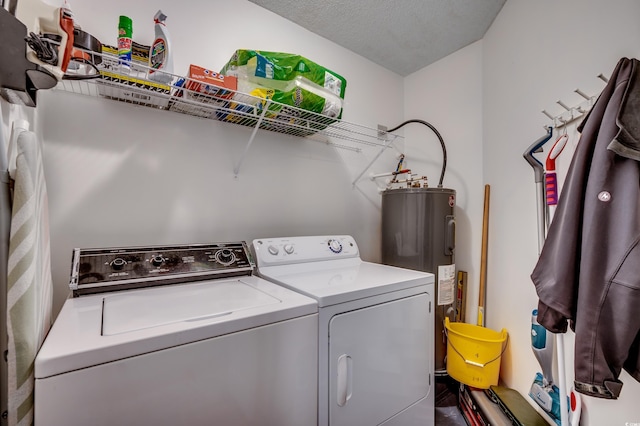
[35,242,318,426]
[252,235,436,426]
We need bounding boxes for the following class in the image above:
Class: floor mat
[435,375,467,425]
[435,406,467,425]
[436,375,460,406]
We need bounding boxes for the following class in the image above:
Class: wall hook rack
[541,74,606,130]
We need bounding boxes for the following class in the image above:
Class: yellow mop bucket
[445,317,508,389]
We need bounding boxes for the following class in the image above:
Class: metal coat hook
[556,100,575,123]
[597,73,609,83]
[574,88,591,100]
[541,110,558,129]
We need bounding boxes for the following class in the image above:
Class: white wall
[481,0,640,424]
[35,0,405,316]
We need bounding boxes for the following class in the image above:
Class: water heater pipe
[386,119,447,188]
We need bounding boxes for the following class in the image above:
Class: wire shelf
[56,49,402,175]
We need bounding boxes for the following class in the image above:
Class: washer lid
[102,280,279,335]
[257,259,434,307]
[35,276,317,379]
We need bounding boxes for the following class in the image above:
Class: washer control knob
[328,239,343,254]
[216,249,236,265]
[150,255,165,267]
[111,258,127,270]
[284,244,294,254]
[268,245,279,256]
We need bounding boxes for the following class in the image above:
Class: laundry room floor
[435,376,467,425]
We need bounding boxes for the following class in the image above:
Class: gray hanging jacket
[531,57,640,399]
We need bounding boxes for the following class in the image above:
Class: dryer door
[328,293,431,425]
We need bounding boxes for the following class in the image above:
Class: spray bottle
[118,15,133,73]
[148,10,173,84]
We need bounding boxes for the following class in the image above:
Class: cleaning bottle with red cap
[148,10,173,84]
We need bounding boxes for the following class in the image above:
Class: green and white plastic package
[221,50,347,120]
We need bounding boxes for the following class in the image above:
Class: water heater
[381,187,456,375]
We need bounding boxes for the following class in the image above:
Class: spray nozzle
[154,10,167,24]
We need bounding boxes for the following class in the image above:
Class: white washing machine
[35,242,318,426]
[252,235,435,426]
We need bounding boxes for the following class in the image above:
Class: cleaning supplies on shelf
[220,50,347,119]
[97,44,171,108]
[222,50,347,97]
[236,78,343,118]
[96,11,173,106]
[117,15,132,72]
[169,65,238,118]
[175,65,237,101]
[148,10,173,84]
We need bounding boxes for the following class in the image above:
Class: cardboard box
[183,65,237,100]
[169,65,238,118]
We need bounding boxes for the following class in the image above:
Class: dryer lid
[258,260,434,307]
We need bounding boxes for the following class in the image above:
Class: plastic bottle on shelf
[118,15,133,73]
[148,10,173,84]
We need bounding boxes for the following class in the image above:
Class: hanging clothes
[6,127,53,425]
[531,57,640,400]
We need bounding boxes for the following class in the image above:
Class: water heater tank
[381,187,456,375]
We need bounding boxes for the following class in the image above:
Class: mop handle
[523,126,553,184]
[523,127,553,253]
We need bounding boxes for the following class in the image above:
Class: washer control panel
[253,235,359,267]
[70,242,254,296]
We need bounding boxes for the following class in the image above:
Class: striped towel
[6,130,53,426]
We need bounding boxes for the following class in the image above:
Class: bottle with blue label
[148,10,173,84]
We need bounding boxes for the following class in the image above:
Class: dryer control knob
[150,255,165,267]
[328,239,343,253]
[268,245,279,256]
[284,244,294,254]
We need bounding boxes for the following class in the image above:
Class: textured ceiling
[249,0,506,76]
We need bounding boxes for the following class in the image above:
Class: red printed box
[184,65,237,100]
[169,65,238,118]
